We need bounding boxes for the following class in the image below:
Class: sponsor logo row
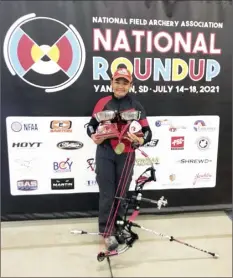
[155,119,216,132]
[17,178,75,191]
[167,172,213,186]
[9,136,211,151]
[17,171,213,192]
[14,156,214,178]
[10,119,217,133]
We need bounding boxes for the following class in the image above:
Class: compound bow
[71,144,219,263]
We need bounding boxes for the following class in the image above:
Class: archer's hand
[127,132,144,146]
[91,134,105,145]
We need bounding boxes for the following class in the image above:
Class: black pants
[95,144,135,234]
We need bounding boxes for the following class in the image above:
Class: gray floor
[1,211,232,277]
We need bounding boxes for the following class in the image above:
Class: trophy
[94,110,119,140]
[120,111,144,138]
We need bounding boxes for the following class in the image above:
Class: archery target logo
[3,13,86,93]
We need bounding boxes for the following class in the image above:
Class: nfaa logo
[3,13,86,93]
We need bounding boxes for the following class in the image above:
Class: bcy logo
[53,158,73,173]
[11,122,38,132]
[3,13,86,93]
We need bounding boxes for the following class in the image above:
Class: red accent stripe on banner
[139,118,149,127]
[56,36,72,71]
[92,96,112,116]
[17,34,35,71]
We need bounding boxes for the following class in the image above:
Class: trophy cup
[94,110,120,140]
[120,111,144,138]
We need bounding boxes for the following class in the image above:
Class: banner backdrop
[6,115,220,195]
[1,1,232,219]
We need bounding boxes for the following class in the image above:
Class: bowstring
[101,123,132,240]
[106,150,135,237]
[102,149,133,239]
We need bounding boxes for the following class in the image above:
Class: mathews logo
[57,141,83,150]
[11,122,38,132]
[3,13,86,93]
[51,178,74,190]
[143,139,159,147]
[17,179,38,191]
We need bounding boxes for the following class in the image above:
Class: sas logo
[53,158,73,173]
[50,120,72,132]
[17,179,38,191]
[3,13,86,93]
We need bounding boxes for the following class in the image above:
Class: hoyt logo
[171,137,184,150]
[12,142,42,148]
[11,122,38,132]
[51,178,74,190]
[3,14,86,93]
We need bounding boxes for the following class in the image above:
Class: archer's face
[111,78,132,98]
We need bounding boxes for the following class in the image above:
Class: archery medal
[114,142,125,154]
